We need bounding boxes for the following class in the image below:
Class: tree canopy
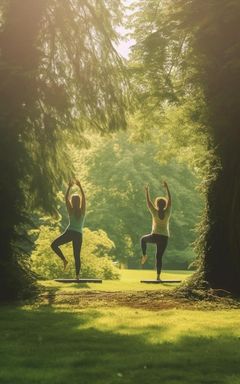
[128,0,240,293]
[0,0,127,300]
[72,131,202,269]
[2,0,240,299]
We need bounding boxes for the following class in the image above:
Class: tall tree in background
[74,132,202,269]
[130,0,240,293]
[0,0,126,301]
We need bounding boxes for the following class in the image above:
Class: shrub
[31,226,119,280]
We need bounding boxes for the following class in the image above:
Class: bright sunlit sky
[116,29,135,59]
[115,0,135,59]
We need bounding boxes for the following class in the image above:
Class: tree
[0,0,126,301]
[129,0,240,293]
[182,0,240,293]
[73,132,202,269]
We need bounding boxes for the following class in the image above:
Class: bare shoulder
[150,206,158,215]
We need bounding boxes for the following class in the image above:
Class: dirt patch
[38,289,240,311]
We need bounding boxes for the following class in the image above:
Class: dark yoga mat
[140,280,181,284]
[54,278,102,283]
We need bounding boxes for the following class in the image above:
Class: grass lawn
[1,269,240,384]
[41,269,192,292]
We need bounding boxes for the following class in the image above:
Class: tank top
[67,213,85,234]
[149,205,171,237]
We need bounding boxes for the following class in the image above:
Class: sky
[115,0,136,59]
[116,27,135,59]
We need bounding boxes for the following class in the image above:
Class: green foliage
[73,132,203,269]
[128,0,211,174]
[31,225,119,280]
[0,0,126,300]
[128,0,240,292]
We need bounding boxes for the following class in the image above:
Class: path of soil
[39,289,240,311]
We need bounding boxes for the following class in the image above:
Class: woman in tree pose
[141,181,172,281]
[51,179,86,280]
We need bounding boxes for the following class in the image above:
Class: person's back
[149,202,171,237]
[140,181,172,281]
[67,208,85,234]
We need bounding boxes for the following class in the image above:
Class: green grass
[41,269,192,292]
[1,269,240,384]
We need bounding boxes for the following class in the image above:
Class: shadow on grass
[38,282,92,306]
[69,283,93,289]
[53,282,91,289]
[0,307,240,384]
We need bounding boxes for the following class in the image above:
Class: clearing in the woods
[1,269,240,384]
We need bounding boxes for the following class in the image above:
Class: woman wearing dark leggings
[51,179,86,280]
[141,181,172,281]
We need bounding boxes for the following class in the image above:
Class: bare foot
[63,259,68,271]
[141,255,148,265]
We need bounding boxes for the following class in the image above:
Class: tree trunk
[185,0,240,294]
[201,144,240,293]
[0,1,47,300]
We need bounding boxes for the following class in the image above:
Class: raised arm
[76,179,86,215]
[65,180,74,212]
[163,181,172,208]
[145,184,155,213]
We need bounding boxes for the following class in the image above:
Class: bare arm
[145,185,155,213]
[65,180,73,213]
[76,179,86,215]
[163,181,172,208]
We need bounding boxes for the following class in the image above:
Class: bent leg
[72,233,83,277]
[141,234,156,256]
[51,231,72,261]
[156,236,168,277]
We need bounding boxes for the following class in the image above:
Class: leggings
[51,230,83,275]
[141,233,168,275]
